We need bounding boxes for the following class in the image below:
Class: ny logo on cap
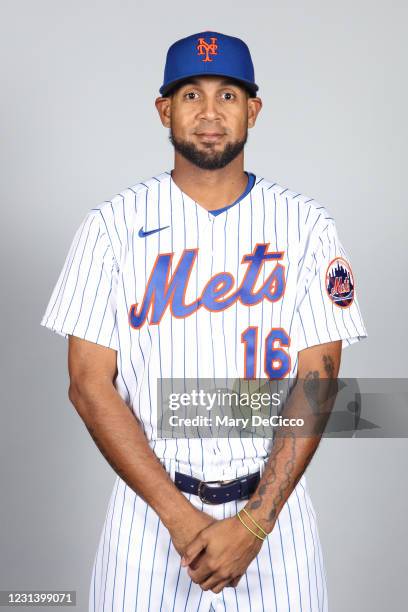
[196,37,218,62]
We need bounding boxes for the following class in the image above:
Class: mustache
[193,126,228,134]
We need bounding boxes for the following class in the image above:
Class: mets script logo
[128,244,286,328]
[196,37,218,62]
[325,257,354,308]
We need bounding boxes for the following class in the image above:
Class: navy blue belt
[174,470,260,504]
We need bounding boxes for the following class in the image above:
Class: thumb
[181,533,206,567]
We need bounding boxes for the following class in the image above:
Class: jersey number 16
[241,327,291,379]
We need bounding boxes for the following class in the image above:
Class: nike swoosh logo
[138,225,170,238]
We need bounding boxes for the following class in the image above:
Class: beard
[169,127,248,170]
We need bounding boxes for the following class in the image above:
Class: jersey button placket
[208,211,215,256]
[210,213,223,458]
[197,211,215,458]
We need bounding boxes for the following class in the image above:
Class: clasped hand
[180,515,264,594]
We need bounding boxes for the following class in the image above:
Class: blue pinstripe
[121,491,137,612]
[71,227,101,332]
[59,216,97,329]
[287,503,303,611]
[300,483,322,610]
[265,534,278,612]
[45,215,89,328]
[134,503,149,610]
[101,478,121,611]
[83,244,109,335]
[147,515,161,611]
[277,518,291,611]
[159,538,172,612]
[295,487,313,611]
[111,483,126,611]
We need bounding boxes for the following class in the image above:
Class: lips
[196,132,225,141]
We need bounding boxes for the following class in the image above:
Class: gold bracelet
[237,512,265,541]
[241,507,268,537]
[237,511,265,541]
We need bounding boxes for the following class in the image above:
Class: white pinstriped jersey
[40,170,367,611]
[40,170,366,478]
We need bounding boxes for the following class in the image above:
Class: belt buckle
[197,478,235,504]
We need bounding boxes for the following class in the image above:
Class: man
[40,31,367,611]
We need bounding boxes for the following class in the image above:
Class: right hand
[168,506,217,558]
[169,508,244,590]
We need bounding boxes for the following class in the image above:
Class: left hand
[180,515,265,594]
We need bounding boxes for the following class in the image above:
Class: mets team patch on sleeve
[325,257,354,308]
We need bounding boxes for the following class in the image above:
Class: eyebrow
[180,77,240,88]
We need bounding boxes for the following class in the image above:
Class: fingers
[188,552,204,571]
[199,573,234,593]
[207,577,234,594]
[199,572,242,593]
[181,533,206,567]
[187,559,213,584]
[227,575,242,588]
[183,553,243,593]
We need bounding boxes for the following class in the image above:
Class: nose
[198,96,221,122]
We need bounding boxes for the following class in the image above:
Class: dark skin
[155,76,262,210]
[68,75,342,594]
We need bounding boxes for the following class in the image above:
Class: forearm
[243,351,339,535]
[244,422,319,534]
[68,379,195,531]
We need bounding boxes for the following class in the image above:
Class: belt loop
[259,457,267,478]
[240,477,249,498]
[167,459,176,481]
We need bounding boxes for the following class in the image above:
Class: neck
[171,153,248,211]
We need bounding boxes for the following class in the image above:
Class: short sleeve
[40,210,119,350]
[295,218,367,352]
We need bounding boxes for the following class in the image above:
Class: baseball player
[40,31,367,611]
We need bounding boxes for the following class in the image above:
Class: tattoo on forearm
[247,355,335,527]
[305,356,337,433]
[248,433,296,523]
[303,369,320,414]
[323,354,335,377]
[247,437,317,525]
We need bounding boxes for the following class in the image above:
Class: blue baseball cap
[159,31,259,97]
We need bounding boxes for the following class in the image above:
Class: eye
[183,91,199,100]
[221,91,236,101]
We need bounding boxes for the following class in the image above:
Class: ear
[247,96,263,128]
[155,96,172,128]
